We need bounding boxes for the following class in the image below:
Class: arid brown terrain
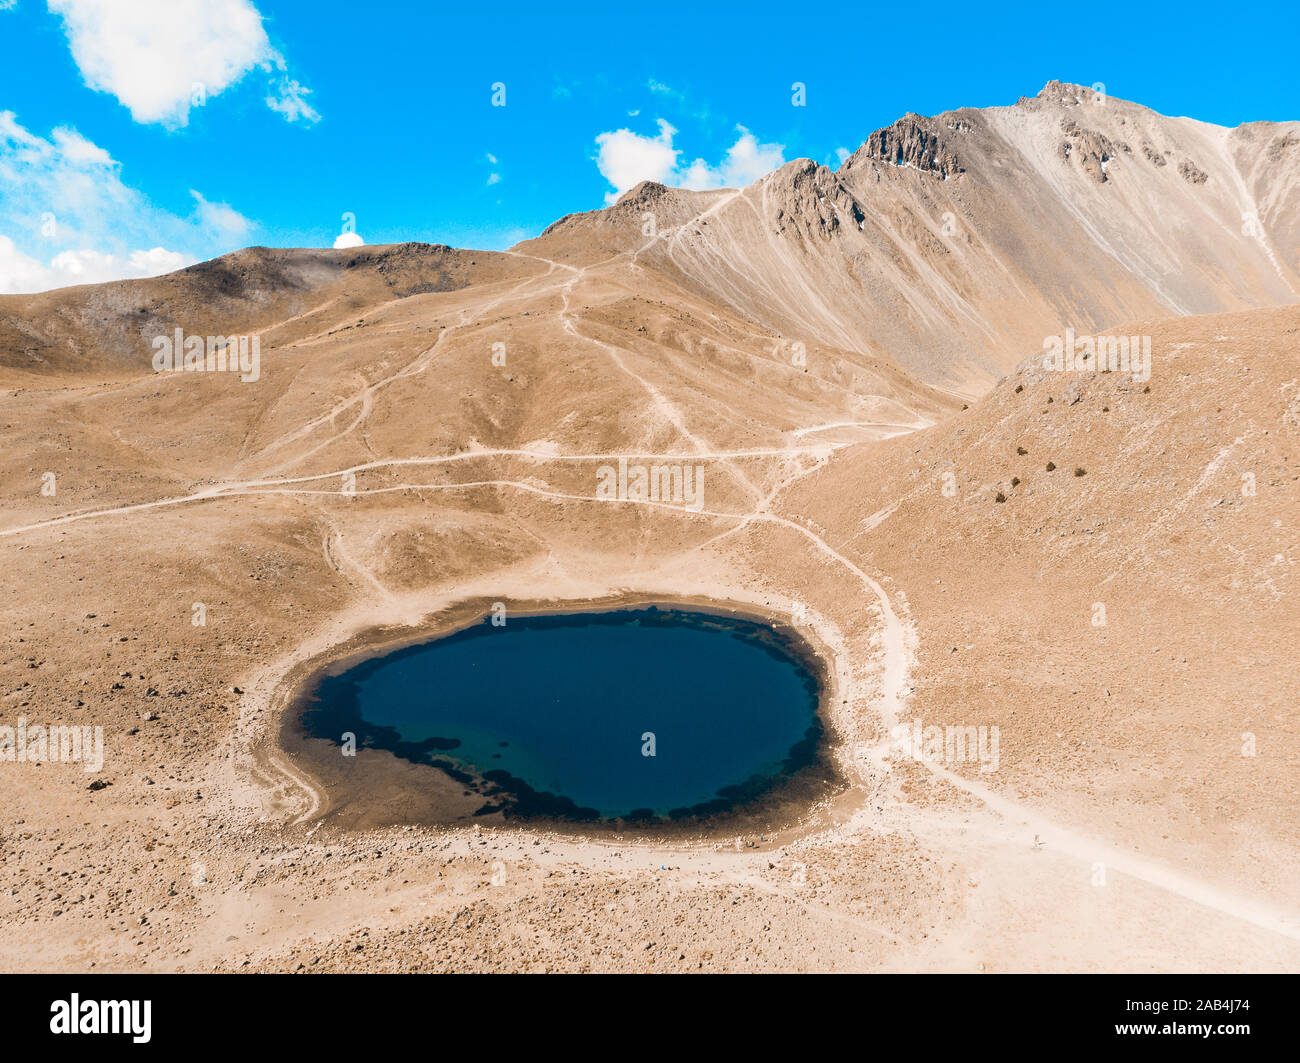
[1,83,1297,972]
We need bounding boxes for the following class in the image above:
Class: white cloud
[678,127,786,190]
[0,236,54,292]
[0,1,16,11]
[0,111,252,293]
[333,231,364,249]
[0,235,191,292]
[47,0,318,127]
[594,119,680,204]
[834,146,851,165]
[594,121,785,204]
[49,245,190,283]
[126,247,192,274]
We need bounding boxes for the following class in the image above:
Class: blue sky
[1,0,1297,292]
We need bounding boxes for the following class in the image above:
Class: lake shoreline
[277,592,848,842]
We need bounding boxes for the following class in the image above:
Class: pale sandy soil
[1,83,1298,973]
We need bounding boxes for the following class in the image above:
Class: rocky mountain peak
[855,113,965,178]
[1036,79,1106,107]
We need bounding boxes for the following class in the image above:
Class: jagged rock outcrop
[1142,142,1168,166]
[858,114,965,178]
[1033,79,1107,107]
[1060,118,1118,183]
[771,161,866,240]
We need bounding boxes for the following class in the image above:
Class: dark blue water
[300,607,824,822]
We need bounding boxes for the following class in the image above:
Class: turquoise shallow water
[299,607,824,822]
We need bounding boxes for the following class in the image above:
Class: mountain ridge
[5,81,1298,392]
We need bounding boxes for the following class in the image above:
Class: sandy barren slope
[0,84,1296,972]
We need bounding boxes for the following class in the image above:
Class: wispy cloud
[0,111,253,292]
[265,75,320,124]
[189,190,252,242]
